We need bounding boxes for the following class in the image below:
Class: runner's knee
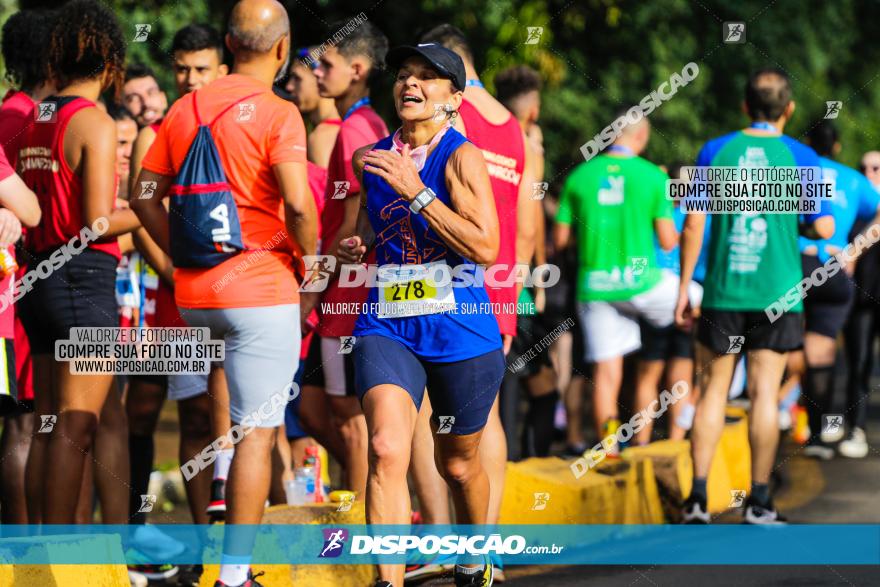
[368,431,409,477]
[439,454,481,487]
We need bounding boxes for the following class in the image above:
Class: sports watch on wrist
[409,187,436,214]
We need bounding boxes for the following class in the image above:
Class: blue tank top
[353,128,502,362]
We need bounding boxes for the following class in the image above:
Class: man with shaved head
[132,1,317,585]
[676,67,834,524]
[554,109,679,459]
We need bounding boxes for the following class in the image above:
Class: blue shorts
[353,335,505,435]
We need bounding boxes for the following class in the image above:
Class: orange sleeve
[141,105,177,176]
[268,101,307,166]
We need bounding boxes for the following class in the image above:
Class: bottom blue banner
[0,524,876,565]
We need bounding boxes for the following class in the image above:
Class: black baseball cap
[386,43,466,91]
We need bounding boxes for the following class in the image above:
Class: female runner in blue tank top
[336,44,503,587]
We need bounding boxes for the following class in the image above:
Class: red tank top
[19,96,120,259]
[458,99,524,336]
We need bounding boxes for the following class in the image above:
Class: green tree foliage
[4,0,880,184]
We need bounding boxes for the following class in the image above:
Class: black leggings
[843,303,880,430]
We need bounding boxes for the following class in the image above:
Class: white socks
[214,448,234,481]
[218,562,249,586]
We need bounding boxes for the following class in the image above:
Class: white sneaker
[838,427,869,459]
[778,408,792,431]
[681,498,710,524]
[128,569,148,587]
[803,443,834,460]
[743,500,787,525]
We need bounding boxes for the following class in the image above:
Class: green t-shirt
[556,154,672,302]
[697,131,826,312]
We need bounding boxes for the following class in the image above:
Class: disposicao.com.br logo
[330,533,563,556]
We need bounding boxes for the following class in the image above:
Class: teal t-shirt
[696,130,831,311]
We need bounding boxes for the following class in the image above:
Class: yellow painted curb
[198,502,374,587]
[0,534,129,586]
[499,455,664,524]
[501,412,752,522]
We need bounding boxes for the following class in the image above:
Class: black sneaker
[680,495,710,524]
[563,443,588,457]
[177,564,204,586]
[374,581,394,587]
[454,561,493,586]
[743,498,787,525]
[206,478,226,519]
[214,569,265,587]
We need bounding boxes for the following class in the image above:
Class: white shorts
[321,336,355,397]
[578,270,680,363]
[167,373,208,401]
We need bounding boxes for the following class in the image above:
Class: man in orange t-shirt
[131,2,316,585]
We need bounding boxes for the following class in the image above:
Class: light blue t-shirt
[798,157,880,262]
[655,206,711,282]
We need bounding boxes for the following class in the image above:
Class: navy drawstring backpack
[168,90,263,268]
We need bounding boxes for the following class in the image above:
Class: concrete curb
[500,410,750,522]
[0,534,129,586]
[197,501,372,587]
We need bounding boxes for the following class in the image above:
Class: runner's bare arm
[133,226,175,285]
[73,109,141,237]
[655,218,679,251]
[274,161,318,262]
[516,135,539,292]
[676,212,706,326]
[432,141,499,265]
[127,125,176,284]
[0,209,22,246]
[553,223,571,251]
[336,144,377,264]
[130,170,175,255]
[801,215,834,240]
[129,125,156,197]
[0,172,40,226]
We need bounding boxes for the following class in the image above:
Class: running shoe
[742,498,787,525]
[127,568,148,587]
[838,427,869,459]
[803,439,834,460]
[492,566,505,583]
[374,582,394,587]
[207,478,227,517]
[404,562,449,583]
[777,405,792,431]
[490,552,505,583]
[680,496,710,524]
[602,418,622,457]
[126,564,178,581]
[214,569,265,587]
[177,564,204,586]
[563,442,587,457]
[130,523,187,559]
[454,560,493,586]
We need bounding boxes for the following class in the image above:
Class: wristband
[409,187,436,215]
